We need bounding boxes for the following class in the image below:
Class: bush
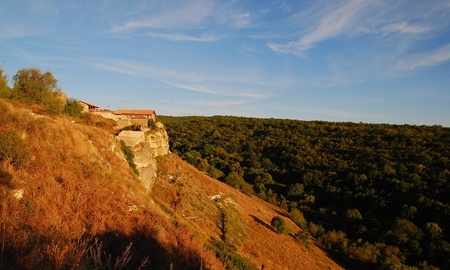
[271,216,289,235]
[296,231,311,248]
[148,120,157,130]
[0,68,11,99]
[11,68,65,114]
[0,129,30,167]
[290,208,307,229]
[64,99,85,119]
[120,140,139,175]
[209,239,258,270]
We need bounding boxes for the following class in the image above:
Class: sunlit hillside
[0,99,342,269]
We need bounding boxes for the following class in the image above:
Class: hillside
[160,115,450,269]
[154,154,343,270]
[0,99,342,269]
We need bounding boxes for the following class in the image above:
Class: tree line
[160,115,450,269]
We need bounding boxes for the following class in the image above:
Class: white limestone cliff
[116,122,170,191]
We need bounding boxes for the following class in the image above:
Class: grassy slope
[0,99,342,269]
[154,154,344,270]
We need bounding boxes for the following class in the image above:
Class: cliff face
[116,122,170,191]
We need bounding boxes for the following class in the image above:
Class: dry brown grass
[0,99,343,269]
[154,154,344,270]
[0,99,218,269]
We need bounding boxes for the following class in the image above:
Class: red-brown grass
[0,98,342,269]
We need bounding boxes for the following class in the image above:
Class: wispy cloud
[112,0,214,31]
[0,27,27,39]
[88,58,275,102]
[163,80,272,101]
[162,81,218,94]
[382,22,430,34]
[395,43,450,71]
[145,32,220,42]
[266,0,450,58]
[231,11,251,28]
[268,0,370,57]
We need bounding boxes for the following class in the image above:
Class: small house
[78,101,99,113]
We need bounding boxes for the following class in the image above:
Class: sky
[1,0,450,126]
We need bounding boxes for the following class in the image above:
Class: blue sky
[1,0,450,126]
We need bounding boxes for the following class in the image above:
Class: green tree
[0,68,11,98]
[289,207,307,229]
[271,216,289,235]
[63,99,84,118]
[224,171,253,195]
[388,219,424,259]
[12,68,65,113]
[286,183,304,200]
[224,171,245,189]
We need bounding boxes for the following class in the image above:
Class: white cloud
[162,81,218,94]
[145,32,220,42]
[382,22,430,34]
[267,0,450,59]
[268,0,370,56]
[112,0,214,31]
[88,58,275,102]
[231,11,251,28]
[395,43,450,71]
[0,27,27,39]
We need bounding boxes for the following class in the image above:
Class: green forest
[160,115,450,269]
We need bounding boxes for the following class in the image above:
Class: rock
[116,124,169,191]
[13,189,24,199]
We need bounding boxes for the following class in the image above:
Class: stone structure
[114,109,157,122]
[86,103,168,191]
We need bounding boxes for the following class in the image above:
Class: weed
[120,140,139,176]
[208,238,258,270]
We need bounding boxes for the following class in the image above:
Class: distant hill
[0,99,342,269]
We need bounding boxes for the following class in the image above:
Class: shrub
[11,68,65,114]
[319,230,348,251]
[0,129,30,167]
[290,208,307,229]
[148,120,157,130]
[271,216,289,235]
[0,68,11,99]
[119,140,139,175]
[296,231,311,248]
[208,239,258,270]
[64,99,85,119]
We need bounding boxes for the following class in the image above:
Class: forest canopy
[160,115,450,269]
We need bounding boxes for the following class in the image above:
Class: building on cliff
[114,109,157,122]
[78,101,99,113]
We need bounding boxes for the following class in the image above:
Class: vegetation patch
[119,140,139,176]
[270,216,289,235]
[208,238,258,270]
[0,129,30,168]
[161,115,450,269]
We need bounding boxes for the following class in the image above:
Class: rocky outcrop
[92,111,170,191]
[116,122,169,191]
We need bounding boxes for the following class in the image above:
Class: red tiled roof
[77,101,99,108]
[114,110,156,115]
